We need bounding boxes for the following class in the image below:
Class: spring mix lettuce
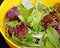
[5,0,60,48]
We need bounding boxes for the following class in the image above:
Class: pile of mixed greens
[5,0,60,48]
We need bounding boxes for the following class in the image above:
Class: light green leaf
[32,32,45,39]
[46,40,56,48]
[18,4,33,21]
[39,33,47,48]
[27,10,45,33]
[27,10,44,24]
[46,26,59,48]
[18,15,25,22]
[9,20,19,28]
[39,39,46,48]
[31,21,44,32]
[22,46,39,48]
[10,32,39,47]
[35,0,52,14]
[23,46,39,48]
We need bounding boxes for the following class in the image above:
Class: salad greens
[18,4,33,21]
[5,0,60,48]
[46,40,56,48]
[27,10,45,33]
[18,15,25,22]
[27,10,45,24]
[46,27,59,48]
[9,20,19,28]
[35,0,52,14]
[39,27,59,48]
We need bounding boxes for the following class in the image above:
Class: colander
[0,0,60,48]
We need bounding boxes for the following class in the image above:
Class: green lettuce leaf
[35,0,52,14]
[9,32,39,47]
[39,33,47,48]
[27,10,45,33]
[27,10,45,24]
[18,15,25,22]
[39,40,46,48]
[9,20,19,28]
[22,46,39,48]
[31,21,44,32]
[46,26,59,48]
[18,4,33,21]
[46,40,57,48]
[26,33,34,42]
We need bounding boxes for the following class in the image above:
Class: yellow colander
[0,0,60,48]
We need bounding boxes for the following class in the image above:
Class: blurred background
[0,0,9,48]
[0,0,3,5]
